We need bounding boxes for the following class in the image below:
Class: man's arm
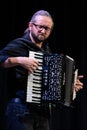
[1,57,39,74]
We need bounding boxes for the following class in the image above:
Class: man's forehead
[35,15,53,25]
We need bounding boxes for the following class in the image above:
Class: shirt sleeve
[0,38,28,64]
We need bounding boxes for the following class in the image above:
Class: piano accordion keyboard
[26,51,43,103]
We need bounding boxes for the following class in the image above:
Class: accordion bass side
[26,51,77,107]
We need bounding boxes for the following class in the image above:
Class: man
[0,10,83,130]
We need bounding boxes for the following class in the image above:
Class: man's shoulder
[11,37,30,43]
[8,37,32,47]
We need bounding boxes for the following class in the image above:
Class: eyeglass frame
[32,23,52,32]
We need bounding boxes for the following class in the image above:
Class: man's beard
[32,32,46,43]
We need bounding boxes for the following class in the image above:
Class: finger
[28,68,34,74]
[33,59,39,64]
[78,75,84,79]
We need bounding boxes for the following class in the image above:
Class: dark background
[0,0,87,130]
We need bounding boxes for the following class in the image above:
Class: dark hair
[30,10,54,28]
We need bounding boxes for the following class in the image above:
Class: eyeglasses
[32,23,52,32]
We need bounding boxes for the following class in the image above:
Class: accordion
[26,51,77,107]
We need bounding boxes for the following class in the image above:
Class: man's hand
[17,57,39,73]
[74,75,84,92]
